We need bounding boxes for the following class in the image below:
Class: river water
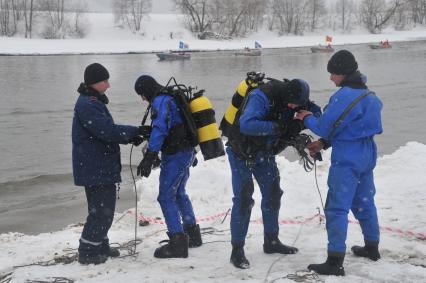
[1,41,425,233]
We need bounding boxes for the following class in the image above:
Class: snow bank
[1,13,426,55]
[1,142,425,282]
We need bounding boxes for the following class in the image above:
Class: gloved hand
[137,149,158,177]
[139,125,152,139]
[129,135,144,146]
[288,120,305,136]
[273,122,287,135]
[152,155,161,168]
[192,157,198,167]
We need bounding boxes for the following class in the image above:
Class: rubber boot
[351,240,380,261]
[78,240,108,265]
[263,234,298,254]
[230,243,250,269]
[308,254,345,276]
[101,238,120,258]
[154,232,189,258]
[183,224,202,248]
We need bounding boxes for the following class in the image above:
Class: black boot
[230,243,250,269]
[101,238,120,258]
[351,240,380,261]
[183,224,202,248]
[78,240,108,265]
[154,232,189,258]
[263,235,298,254]
[308,254,345,276]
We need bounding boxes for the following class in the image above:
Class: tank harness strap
[328,90,374,140]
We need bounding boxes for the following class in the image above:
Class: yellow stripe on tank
[224,104,239,124]
[189,96,213,113]
[198,124,221,143]
[237,81,249,96]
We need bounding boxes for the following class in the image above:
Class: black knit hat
[287,79,310,106]
[327,50,358,75]
[134,75,163,102]
[84,63,110,85]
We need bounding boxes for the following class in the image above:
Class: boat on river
[369,41,392,49]
[235,41,262,56]
[157,40,191,61]
[156,52,190,61]
[234,48,261,56]
[311,45,334,53]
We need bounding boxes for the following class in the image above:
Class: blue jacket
[240,88,321,146]
[304,84,382,143]
[72,85,139,186]
[148,93,186,153]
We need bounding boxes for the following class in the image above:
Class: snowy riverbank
[1,13,426,55]
[0,142,425,282]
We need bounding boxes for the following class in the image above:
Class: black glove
[152,155,161,168]
[137,149,158,177]
[139,125,152,139]
[273,122,287,135]
[129,135,144,146]
[192,157,198,167]
[288,120,305,136]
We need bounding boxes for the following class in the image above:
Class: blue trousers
[227,147,283,245]
[326,138,380,253]
[81,184,116,245]
[158,149,197,234]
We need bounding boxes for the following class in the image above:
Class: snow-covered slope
[1,13,426,55]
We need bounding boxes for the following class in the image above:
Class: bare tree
[361,0,402,33]
[173,0,212,32]
[113,0,151,32]
[335,0,357,32]
[0,0,19,36]
[407,0,426,24]
[242,0,267,33]
[271,0,309,35]
[69,0,88,37]
[309,0,326,31]
[216,0,246,36]
[39,0,66,38]
[23,0,34,38]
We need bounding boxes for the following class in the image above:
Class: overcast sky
[87,0,175,13]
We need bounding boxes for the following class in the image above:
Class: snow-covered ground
[1,13,426,55]
[0,142,425,282]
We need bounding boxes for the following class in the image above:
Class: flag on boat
[255,41,262,49]
[179,41,189,49]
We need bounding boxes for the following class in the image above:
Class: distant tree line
[0,0,88,38]
[173,0,426,36]
[1,0,425,39]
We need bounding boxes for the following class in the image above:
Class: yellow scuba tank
[189,91,225,161]
[220,71,265,137]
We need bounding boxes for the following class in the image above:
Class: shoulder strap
[328,90,374,140]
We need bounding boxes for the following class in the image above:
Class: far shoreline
[1,37,425,57]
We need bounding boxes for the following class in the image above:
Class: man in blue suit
[134,75,202,259]
[296,50,383,276]
[226,78,321,269]
[72,63,144,264]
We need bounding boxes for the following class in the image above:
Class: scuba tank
[164,77,225,161]
[189,90,225,161]
[220,71,265,137]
